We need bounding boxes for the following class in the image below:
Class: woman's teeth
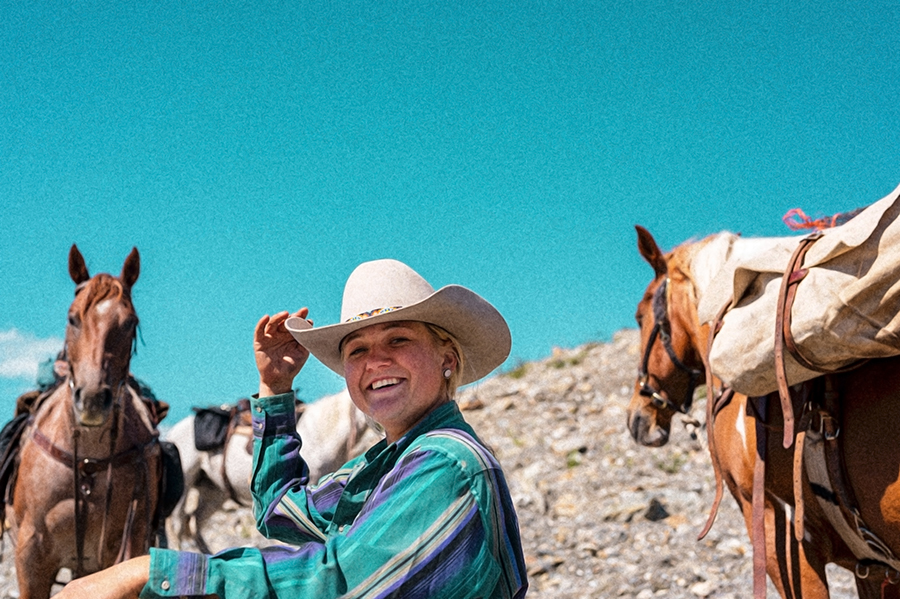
[372,378,400,390]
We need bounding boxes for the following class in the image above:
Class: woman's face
[341,320,456,443]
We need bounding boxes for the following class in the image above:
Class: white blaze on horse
[5,245,164,599]
[627,224,900,599]
[164,388,380,554]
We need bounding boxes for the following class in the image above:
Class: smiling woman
[57,259,528,599]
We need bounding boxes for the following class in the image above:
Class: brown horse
[7,245,163,599]
[626,225,900,599]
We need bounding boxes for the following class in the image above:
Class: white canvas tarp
[696,182,900,397]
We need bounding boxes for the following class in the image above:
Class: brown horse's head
[63,244,140,426]
[626,226,705,447]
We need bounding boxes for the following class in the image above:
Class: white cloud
[0,329,64,380]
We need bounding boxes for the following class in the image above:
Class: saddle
[193,398,307,453]
[193,398,253,452]
[191,398,305,507]
[701,241,900,599]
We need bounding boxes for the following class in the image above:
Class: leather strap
[774,232,822,449]
[752,395,769,599]
[698,298,733,540]
[31,427,149,473]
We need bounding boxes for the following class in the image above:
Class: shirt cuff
[140,547,208,598]
[251,392,296,436]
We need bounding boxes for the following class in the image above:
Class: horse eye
[67,315,79,327]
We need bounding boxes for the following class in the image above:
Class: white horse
[164,389,380,553]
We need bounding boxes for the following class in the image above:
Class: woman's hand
[255,308,311,397]
[54,556,149,599]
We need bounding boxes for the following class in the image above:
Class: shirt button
[161,580,171,591]
[338,525,345,533]
[255,405,263,413]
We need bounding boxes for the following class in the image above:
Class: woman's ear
[441,348,458,374]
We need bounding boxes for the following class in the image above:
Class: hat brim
[285,285,510,386]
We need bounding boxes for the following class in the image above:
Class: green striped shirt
[141,394,528,598]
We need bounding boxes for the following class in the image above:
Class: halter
[637,278,703,415]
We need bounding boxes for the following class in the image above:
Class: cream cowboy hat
[285,259,511,385]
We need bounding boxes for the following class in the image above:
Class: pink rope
[782,207,865,231]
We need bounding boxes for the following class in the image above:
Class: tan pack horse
[626,225,900,599]
[6,245,163,599]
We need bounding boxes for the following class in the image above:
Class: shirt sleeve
[140,444,508,599]
[249,392,344,545]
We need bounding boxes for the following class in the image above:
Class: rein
[637,278,703,416]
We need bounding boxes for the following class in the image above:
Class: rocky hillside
[0,329,860,598]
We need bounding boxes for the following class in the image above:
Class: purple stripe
[308,478,345,511]
[352,451,432,527]
[174,551,207,590]
[376,501,482,598]
[259,542,324,565]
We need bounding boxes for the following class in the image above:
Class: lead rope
[97,397,121,566]
[697,298,732,541]
[72,427,86,578]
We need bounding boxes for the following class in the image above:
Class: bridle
[37,279,152,577]
[637,277,703,416]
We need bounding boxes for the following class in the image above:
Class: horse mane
[666,232,740,297]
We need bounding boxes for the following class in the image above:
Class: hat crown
[340,259,435,323]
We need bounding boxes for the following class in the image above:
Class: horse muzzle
[626,405,670,447]
[73,383,114,427]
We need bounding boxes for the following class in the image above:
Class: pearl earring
[443,368,452,379]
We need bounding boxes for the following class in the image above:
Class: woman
[59,259,528,599]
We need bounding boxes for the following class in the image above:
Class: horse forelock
[76,274,133,313]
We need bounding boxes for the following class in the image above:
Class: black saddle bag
[158,440,185,520]
[0,413,30,513]
[193,406,233,451]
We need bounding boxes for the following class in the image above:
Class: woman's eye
[390,337,409,345]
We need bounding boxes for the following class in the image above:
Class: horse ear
[121,247,140,290]
[68,244,90,284]
[635,225,668,277]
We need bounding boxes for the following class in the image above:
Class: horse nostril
[627,411,641,441]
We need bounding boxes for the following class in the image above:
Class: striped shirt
[141,393,528,599]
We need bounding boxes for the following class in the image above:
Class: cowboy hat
[285,259,511,385]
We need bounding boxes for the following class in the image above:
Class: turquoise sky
[2,1,898,424]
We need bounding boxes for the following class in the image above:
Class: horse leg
[191,476,228,554]
[166,484,195,550]
[14,518,58,599]
[764,498,831,599]
[717,397,831,599]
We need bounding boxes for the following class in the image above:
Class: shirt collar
[363,400,470,461]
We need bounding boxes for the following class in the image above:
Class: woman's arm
[53,556,150,599]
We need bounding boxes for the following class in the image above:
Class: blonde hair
[424,323,465,397]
